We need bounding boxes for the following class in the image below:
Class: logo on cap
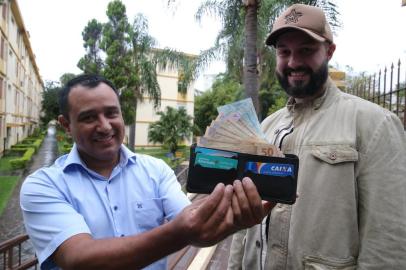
[284,9,302,24]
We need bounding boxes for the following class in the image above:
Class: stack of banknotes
[198,98,284,157]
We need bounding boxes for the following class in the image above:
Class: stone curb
[187,245,218,270]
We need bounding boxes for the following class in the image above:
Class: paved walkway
[0,126,58,245]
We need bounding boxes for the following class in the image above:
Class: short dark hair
[58,74,119,119]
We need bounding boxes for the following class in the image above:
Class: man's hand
[172,178,275,247]
[173,183,234,247]
[232,177,275,229]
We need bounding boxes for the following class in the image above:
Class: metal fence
[344,59,406,129]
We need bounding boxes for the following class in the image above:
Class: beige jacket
[228,78,406,270]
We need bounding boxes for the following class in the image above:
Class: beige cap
[265,4,333,46]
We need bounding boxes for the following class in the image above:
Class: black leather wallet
[186,144,299,204]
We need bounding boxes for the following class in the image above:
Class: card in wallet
[186,144,299,204]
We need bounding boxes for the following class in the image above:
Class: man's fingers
[194,183,225,220]
[231,193,242,222]
[202,184,233,230]
[233,180,251,214]
[241,177,263,221]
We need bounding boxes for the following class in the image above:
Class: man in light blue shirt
[20,74,274,269]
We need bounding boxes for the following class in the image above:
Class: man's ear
[58,115,71,134]
[326,43,336,61]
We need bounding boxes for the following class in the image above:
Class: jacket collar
[286,77,339,113]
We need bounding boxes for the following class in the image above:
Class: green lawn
[0,176,19,216]
[0,156,19,173]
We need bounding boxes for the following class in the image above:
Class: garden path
[0,125,58,254]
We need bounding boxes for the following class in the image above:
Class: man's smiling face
[275,30,335,99]
[59,82,125,166]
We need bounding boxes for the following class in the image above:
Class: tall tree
[59,73,77,85]
[79,0,197,150]
[77,19,104,74]
[194,74,243,135]
[40,81,61,127]
[101,1,158,151]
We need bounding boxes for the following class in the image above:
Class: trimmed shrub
[10,138,43,153]
[9,147,36,169]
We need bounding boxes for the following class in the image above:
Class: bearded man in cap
[227,4,406,270]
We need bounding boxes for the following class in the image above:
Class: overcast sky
[17,0,406,88]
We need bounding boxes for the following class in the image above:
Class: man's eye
[277,50,289,57]
[80,115,96,122]
[301,48,314,54]
[106,110,119,118]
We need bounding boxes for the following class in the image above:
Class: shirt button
[329,151,337,160]
[113,206,118,211]
[255,240,261,248]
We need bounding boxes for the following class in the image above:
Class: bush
[11,138,43,153]
[9,148,36,169]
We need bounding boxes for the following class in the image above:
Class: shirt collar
[62,144,137,172]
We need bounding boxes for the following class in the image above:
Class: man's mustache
[283,67,312,76]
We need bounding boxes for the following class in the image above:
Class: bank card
[195,146,238,158]
[245,162,294,177]
[195,153,238,170]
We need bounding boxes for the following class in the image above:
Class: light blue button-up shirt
[20,144,190,270]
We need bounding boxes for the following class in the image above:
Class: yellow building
[329,67,346,91]
[0,0,44,155]
[128,63,195,147]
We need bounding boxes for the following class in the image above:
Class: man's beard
[276,61,329,99]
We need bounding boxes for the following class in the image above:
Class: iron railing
[0,234,37,270]
[345,59,406,129]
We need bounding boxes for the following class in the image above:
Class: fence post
[404,58,406,128]
[383,66,387,109]
[389,63,394,112]
[396,59,401,116]
[372,74,376,103]
[378,69,381,106]
[368,76,372,101]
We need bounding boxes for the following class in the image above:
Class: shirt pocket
[303,255,356,270]
[132,199,164,232]
[311,145,358,165]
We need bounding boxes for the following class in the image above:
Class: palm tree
[193,0,340,115]
[148,107,193,155]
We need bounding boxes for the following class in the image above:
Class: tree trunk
[243,1,260,116]
[129,123,136,151]
[128,104,137,151]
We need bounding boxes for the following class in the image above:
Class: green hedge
[9,147,36,169]
[10,138,43,153]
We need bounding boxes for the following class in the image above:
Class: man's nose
[287,52,303,69]
[97,116,112,131]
